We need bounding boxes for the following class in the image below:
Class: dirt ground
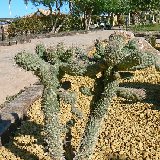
[0,30,115,105]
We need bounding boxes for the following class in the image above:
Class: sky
[0,0,69,18]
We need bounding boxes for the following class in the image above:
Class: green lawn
[129,23,160,32]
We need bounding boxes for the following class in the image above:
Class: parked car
[0,21,11,25]
[99,22,112,30]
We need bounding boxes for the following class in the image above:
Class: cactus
[15,31,160,160]
[74,33,160,160]
[117,87,146,102]
[15,51,64,159]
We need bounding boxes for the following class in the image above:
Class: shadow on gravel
[3,119,45,160]
[119,82,160,110]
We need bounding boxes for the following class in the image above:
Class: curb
[0,29,99,46]
[0,84,43,146]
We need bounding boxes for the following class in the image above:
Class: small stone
[139,142,143,150]
[140,113,144,118]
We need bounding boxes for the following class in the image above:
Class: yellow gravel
[0,66,160,160]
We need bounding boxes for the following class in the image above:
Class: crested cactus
[15,31,160,160]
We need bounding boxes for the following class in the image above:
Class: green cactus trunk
[39,65,64,160]
[75,68,118,160]
[15,52,64,160]
[42,87,64,159]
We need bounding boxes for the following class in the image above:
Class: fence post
[1,26,5,41]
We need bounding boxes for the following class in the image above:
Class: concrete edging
[0,84,43,146]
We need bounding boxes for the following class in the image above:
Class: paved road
[0,30,115,105]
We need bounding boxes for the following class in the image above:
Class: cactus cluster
[15,31,160,160]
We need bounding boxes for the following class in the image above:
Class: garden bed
[0,30,92,46]
[0,66,160,160]
[133,31,160,39]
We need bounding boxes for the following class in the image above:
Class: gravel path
[0,30,115,105]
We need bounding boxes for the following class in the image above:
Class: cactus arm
[104,40,130,67]
[116,51,155,71]
[38,66,65,159]
[79,86,93,96]
[116,87,146,102]
[45,45,104,77]
[60,59,103,77]
[75,67,119,160]
[58,89,83,119]
[15,51,64,159]
[35,43,46,58]
[116,38,159,71]
[15,51,48,73]
[42,87,64,159]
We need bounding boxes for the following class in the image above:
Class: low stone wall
[0,84,43,146]
[134,31,160,39]
[0,30,90,46]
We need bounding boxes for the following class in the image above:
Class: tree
[120,0,160,25]
[104,0,130,14]
[9,0,67,33]
[30,0,64,14]
[130,0,160,11]
[29,0,67,33]
[71,0,106,30]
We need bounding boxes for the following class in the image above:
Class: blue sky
[0,0,69,18]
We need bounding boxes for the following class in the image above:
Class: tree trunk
[51,17,59,33]
[50,4,61,33]
[128,12,131,26]
[84,10,92,31]
[69,0,73,14]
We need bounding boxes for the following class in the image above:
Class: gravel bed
[0,67,160,160]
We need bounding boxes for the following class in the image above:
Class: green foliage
[9,0,160,33]
[130,0,160,11]
[72,0,106,15]
[7,14,83,37]
[36,43,46,58]
[58,89,76,105]
[29,0,65,12]
[130,24,160,32]
[104,0,130,14]
[71,0,107,30]
[8,15,51,36]
[59,15,84,32]
[104,0,160,13]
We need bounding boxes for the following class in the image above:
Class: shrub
[7,14,83,38]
